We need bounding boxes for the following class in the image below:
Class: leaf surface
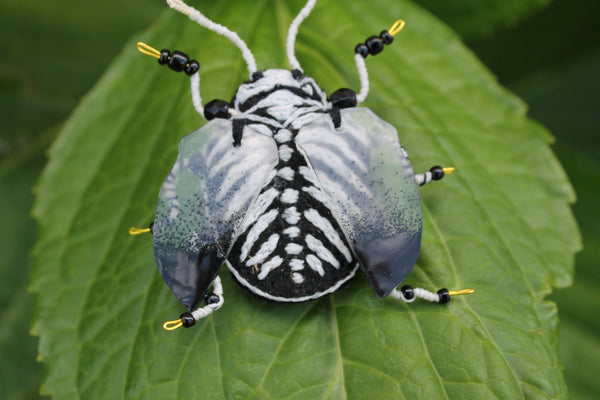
[417,0,551,38]
[31,0,579,398]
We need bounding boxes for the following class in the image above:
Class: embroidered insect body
[132,0,473,330]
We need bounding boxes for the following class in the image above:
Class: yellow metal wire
[163,318,183,331]
[388,20,406,36]
[136,42,161,59]
[449,289,475,296]
[129,227,151,235]
[443,167,456,174]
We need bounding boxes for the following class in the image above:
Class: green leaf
[416,0,551,39]
[31,0,579,398]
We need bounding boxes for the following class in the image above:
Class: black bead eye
[329,88,357,109]
[204,99,231,120]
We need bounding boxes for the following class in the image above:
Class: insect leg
[389,284,473,304]
[414,166,455,187]
[163,276,225,331]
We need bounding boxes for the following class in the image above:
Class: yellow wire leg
[388,20,406,36]
[163,318,183,331]
[443,167,456,174]
[136,42,161,59]
[129,227,151,235]
[449,288,475,296]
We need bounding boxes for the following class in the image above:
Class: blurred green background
[0,0,597,398]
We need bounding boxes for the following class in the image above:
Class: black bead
[185,60,199,75]
[430,166,444,180]
[205,293,220,305]
[438,288,451,304]
[204,99,231,120]
[355,43,369,58]
[329,88,357,109]
[158,49,170,65]
[291,69,303,80]
[168,50,189,72]
[180,312,196,328]
[380,30,394,45]
[401,285,414,300]
[365,35,384,55]
[148,221,154,233]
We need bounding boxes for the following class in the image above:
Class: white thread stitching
[246,233,279,265]
[282,207,301,224]
[281,188,299,204]
[240,209,278,261]
[304,208,352,261]
[258,256,284,280]
[305,234,340,269]
[306,254,325,276]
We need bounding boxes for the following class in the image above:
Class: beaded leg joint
[390,285,474,304]
[163,276,225,331]
[415,166,456,187]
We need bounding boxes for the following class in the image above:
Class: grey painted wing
[297,108,422,298]
[153,120,278,310]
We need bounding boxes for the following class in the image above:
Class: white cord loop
[191,276,224,320]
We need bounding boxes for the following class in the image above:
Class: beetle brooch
[131,0,473,330]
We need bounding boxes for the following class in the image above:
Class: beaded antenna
[132,0,473,331]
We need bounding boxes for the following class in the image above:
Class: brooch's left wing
[153,120,278,310]
[297,108,422,298]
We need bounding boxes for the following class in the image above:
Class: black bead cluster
[355,30,394,58]
[158,49,199,76]
[329,88,357,109]
[204,99,231,120]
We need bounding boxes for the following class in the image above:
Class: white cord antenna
[167,0,257,76]
[286,0,318,72]
[354,53,370,104]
